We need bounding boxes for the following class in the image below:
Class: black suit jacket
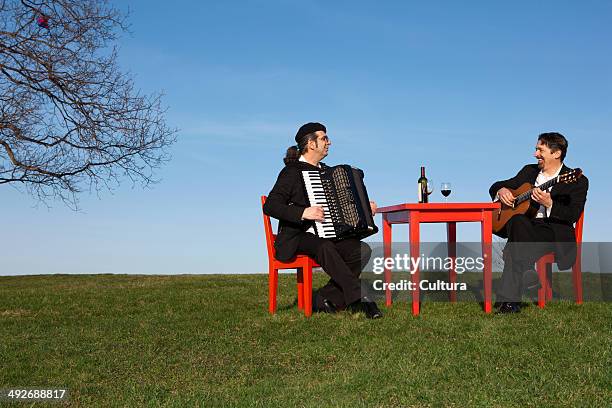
[489,164,588,269]
[263,161,326,262]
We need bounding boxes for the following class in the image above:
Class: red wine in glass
[441,182,451,202]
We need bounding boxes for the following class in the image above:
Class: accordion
[301,164,378,241]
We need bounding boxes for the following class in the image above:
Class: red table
[377,202,501,315]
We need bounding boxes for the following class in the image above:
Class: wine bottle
[418,166,428,203]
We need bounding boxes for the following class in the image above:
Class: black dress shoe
[313,297,339,314]
[321,298,339,314]
[347,297,383,319]
[496,302,521,314]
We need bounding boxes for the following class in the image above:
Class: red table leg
[481,211,493,313]
[447,222,457,302]
[536,256,548,308]
[383,214,393,307]
[409,213,421,316]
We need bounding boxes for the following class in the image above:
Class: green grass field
[1,273,611,407]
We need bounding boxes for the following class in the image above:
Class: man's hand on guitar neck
[496,187,516,207]
[531,188,553,208]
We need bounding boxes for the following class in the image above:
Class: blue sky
[1,0,610,275]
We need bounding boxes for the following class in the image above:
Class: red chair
[261,196,320,317]
[536,211,585,308]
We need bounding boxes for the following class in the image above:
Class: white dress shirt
[534,164,563,218]
[299,155,321,168]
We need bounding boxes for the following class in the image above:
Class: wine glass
[426,179,434,197]
[441,182,452,202]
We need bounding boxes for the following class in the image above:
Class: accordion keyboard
[302,170,337,238]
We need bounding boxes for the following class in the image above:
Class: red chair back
[574,210,585,244]
[261,196,276,260]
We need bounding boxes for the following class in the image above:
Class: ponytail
[283,145,300,165]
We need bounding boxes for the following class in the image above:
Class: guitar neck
[515,177,558,204]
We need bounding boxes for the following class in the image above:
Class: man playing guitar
[489,132,588,313]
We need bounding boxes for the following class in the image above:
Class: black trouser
[296,233,372,309]
[497,215,555,302]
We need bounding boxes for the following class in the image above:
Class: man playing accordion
[264,122,382,319]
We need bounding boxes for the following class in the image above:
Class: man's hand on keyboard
[302,206,325,221]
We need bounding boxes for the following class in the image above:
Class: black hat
[295,122,326,143]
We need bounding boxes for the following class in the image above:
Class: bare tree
[0,0,176,207]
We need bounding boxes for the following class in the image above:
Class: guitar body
[492,182,540,238]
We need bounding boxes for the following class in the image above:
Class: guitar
[492,168,583,237]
